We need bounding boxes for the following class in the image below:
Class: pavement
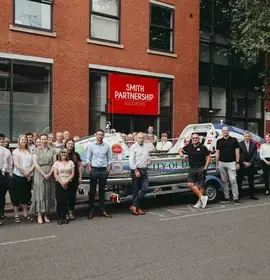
[1,191,270,280]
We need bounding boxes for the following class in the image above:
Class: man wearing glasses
[216,126,240,205]
[178,134,211,209]
[156,132,173,151]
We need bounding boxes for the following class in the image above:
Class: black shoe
[87,212,94,220]
[63,219,69,224]
[249,196,259,200]
[57,220,63,225]
[220,198,230,204]
[0,214,8,220]
[234,199,240,205]
[101,211,112,218]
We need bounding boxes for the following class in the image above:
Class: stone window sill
[10,25,56,37]
[87,39,124,49]
[147,49,178,58]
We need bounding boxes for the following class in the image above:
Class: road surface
[1,192,270,280]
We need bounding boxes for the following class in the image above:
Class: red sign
[111,144,123,154]
[108,73,159,115]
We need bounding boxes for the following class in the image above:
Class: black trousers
[0,173,10,214]
[55,182,69,220]
[89,167,108,212]
[68,179,78,212]
[237,165,255,197]
[131,169,149,208]
[261,159,270,191]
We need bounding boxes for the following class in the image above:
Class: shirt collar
[95,141,104,146]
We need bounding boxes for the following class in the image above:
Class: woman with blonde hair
[53,149,75,225]
[32,134,57,224]
[11,135,34,223]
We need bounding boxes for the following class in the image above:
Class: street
[1,192,270,280]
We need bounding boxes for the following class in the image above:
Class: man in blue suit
[237,131,259,200]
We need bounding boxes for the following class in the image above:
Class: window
[212,87,227,117]
[14,0,53,31]
[90,0,120,43]
[150,4,174,52]
[0,59,51,140]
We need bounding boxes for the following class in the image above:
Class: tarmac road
[1,191,270,280]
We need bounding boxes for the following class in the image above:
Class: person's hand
[236,163,240,170]
[61,182,68,189]
[78,178,82,185]
[107,167,110,173]
[216,164,220,172]
[87,165,91,172]
[45,173,51,180]
[266,161,270,166]
[135,170,141,178]
[179,152,184,157]
[24,172,30,178]
[147,159,152,165]
[244,162,251,167]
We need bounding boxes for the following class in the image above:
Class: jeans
[219,161,239,200]
[131,169,149,208]
[89,167,108,212]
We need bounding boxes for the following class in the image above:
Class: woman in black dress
[64,140,82,220]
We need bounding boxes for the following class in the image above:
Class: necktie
[246,142,249,152]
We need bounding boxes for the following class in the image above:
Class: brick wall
[0,0,199,138]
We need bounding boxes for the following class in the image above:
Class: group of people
[180,127,270,209]
[121,126,173,152]
[0,130,82,226]
[2,125,270,225]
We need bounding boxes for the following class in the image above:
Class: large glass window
[200,43,210,63]
[12,62,51,140]
[160,80,172,136]
[248,92,262,118]
[232,90,246,117]
[14,0,53,31]
[89,72,107,135]
[0,60,11,137]
[0,59,51,140]
[212,87,226,118]
[90,0,120,43]
[199,86,210,123]
[150,4,174,52]
[213,45,229,66]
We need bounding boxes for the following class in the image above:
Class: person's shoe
[220,198,230,204]
[234,199,240,205]
[137,208,145,215]
[200,196,208,209]
[69,213,75,220]
[87,212,94,220]
[193,200,201,209]
[0,214,8,220]
[63,219,69,224]
[101,211,112,218]
[129,205,139,215]
[0,221,3,225]
[265,190,269,195]
[249,196,259,200]
[65,214,70,220]
[57,220,63,225]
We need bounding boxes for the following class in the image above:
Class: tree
[230,0,270,94]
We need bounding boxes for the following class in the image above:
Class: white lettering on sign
[126,84,145,92]
[115,91,154,101]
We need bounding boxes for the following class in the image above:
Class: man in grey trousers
[216,126,240,205]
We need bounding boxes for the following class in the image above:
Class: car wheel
[205,182,218,203]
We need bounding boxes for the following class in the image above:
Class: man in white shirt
[0,133,12,222]
[26,132,36,152]
[129,132,151,215]
[156,132,173,151]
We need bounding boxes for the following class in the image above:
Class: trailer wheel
[205,181,219,203]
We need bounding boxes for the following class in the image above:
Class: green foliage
[230,0,270,67]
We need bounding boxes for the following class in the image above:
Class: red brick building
[0,0,199,141]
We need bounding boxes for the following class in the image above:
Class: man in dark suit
[237,131,259,200]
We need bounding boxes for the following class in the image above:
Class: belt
[137,168,147,170]
[92,166,107,169]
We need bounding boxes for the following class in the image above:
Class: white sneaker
[200,196,208,209]
[193,200,202,209]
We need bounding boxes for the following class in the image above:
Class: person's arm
[260,145,268,163]
[1,149,8,175]
[7,151,13,176]
[129,146,136,170]
[215,140,220,169]
[178,147,184,157]
[147,150,151,165]
[86,144,92,172]
[204,148,211,169]
[235,140,240,168]
[250,143,257,165]
[107,145,112,172]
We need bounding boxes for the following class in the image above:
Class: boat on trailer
[75,123,264,203]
